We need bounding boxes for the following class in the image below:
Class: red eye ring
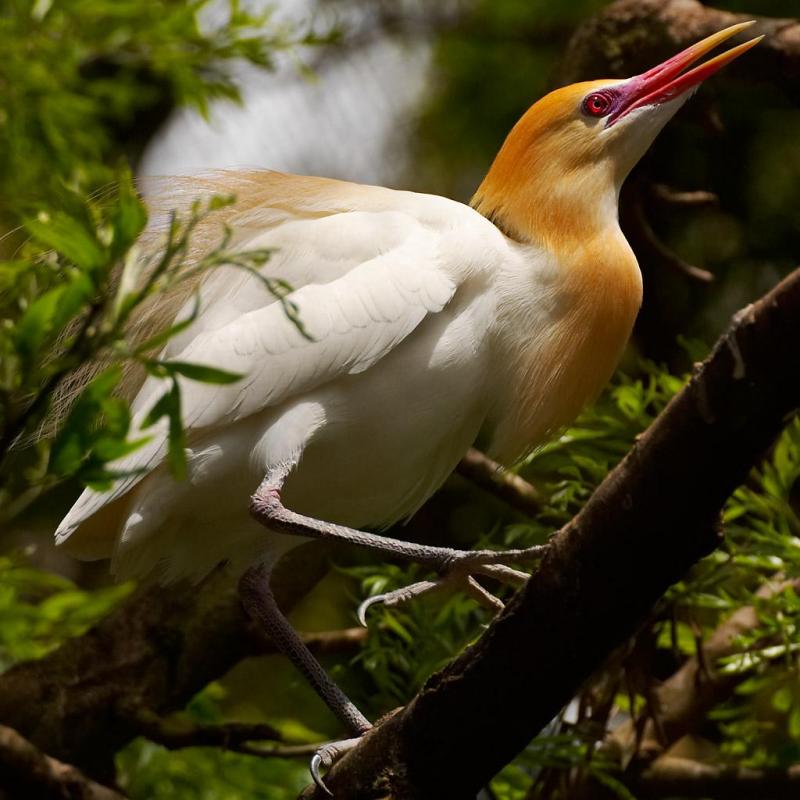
[582,92,612,117]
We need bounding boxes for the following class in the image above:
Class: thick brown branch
[456,447,543,516]
[0,723,124,800]
[305,266,800,799]
[0,542,334,781]
[557,0,800,100]
[610,576,800,764]
[254,626,368,658]
[631,756,800,799]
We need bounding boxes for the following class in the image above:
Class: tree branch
[456,447,543,516]
[649,184,719,209]
[121,627,367,755]
[128,708,283,751]
[304,266,800,798]
[557,0,800,100]
[631,756,800,799]
[0,542,335,781]
[626,185,714,283]
[0,723,125,800]
[254,626,368,659]
[609,576,800,765]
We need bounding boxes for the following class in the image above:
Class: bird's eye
[582,92,613,117]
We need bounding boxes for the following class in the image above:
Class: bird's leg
[250,469,547,621]
[238,562,371,795]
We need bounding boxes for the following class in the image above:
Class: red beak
[608,21,762,126]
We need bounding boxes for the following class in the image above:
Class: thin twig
[238,742,329,759]
[649,183,719,208]
[247,625,367,658]
[630,190,715,283]
[129,707,329,761]
[130,708,282,750]
[456,447,544,516]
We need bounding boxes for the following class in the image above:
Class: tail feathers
[109,513,268,585]
[54,421,168,557]
[54,489,136,560]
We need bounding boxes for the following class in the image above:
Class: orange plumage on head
[473,81,623,252]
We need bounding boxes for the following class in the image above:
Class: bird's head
[473,22,761,252]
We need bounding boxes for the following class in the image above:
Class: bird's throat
[472,155,619,254]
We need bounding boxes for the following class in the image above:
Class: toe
[311,753,334,796]
[310,736,365,796]
[465,576,505,613]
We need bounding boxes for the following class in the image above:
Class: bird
[54,21,760,793]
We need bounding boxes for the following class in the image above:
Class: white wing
[121,229,456,474]
[55,173,494,542]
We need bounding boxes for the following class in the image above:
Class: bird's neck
[475,129,643,462]
[485,231,642,464]
[472,138,620,255]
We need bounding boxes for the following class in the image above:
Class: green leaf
[110,172,148,261]
[789,705,800,740]
[48,433,84,478]
[133,295,201,355]
[589,768,638,800]
[772,686,793,713]
[15,271,94,365]
[15,286,66,363]
[24,212,106,271]
[48,366,132,478]
[157,360,243,385]
[56,271,95,326]
[141,389,173,430]
[142,379,186,480]
[91,435,149,463]
[0,260,32,293]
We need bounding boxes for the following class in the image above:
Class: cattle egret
[55,22,760,792]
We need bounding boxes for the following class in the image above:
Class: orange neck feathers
[472,82,624,254]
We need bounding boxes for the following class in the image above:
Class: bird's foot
[357,544,546,624]
[310,736,364,796]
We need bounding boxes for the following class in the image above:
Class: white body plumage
[55,171,640,582]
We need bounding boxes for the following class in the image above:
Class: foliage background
[0,1,799,798]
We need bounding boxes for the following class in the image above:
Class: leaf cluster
[0,181,277,517]
[0,0,323,519]
[0,0,326,210]
[0,552,132,671]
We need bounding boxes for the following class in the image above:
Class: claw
[357,579,439,626]
[310,753,333,796]
[310,737,364,796]
[356,545,546,626]
[357,594,382,627]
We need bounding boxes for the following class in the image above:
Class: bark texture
[0,542,332,781]
[304,268,800,798]
[557,0,800,97]
[0,724,124,800]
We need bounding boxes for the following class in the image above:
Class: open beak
[608,21,762,126]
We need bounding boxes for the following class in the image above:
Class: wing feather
[55,177,478,542]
